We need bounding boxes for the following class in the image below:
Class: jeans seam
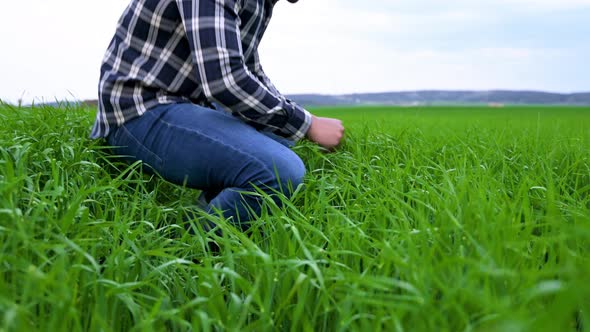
[157,117,278,186]
[118,125,164,169]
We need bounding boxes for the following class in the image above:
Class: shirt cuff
[283,102,312,142]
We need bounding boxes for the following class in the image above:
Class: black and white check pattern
[91,0,311,141]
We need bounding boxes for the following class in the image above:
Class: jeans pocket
[109,124,164,172]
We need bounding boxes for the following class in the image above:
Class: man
[91,0,344,230]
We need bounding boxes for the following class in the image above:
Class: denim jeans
[106,102,305,230]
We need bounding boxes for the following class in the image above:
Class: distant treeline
[286,90,590,106]
[66,90,590,108]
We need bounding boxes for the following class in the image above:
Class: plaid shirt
[91,0,311,141]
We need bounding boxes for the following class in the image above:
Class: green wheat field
[1,103,589,331]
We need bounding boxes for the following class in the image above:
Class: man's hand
[306,116,345,150]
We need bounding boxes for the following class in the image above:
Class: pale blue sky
[0,0,588,104]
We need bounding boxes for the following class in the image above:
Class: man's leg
[106,102,305,230]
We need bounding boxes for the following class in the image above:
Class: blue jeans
[106,103,305,230]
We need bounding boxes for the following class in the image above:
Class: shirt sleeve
[246,48,282,97]
[175,0,312,141]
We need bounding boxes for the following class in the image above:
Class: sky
[0,0,589,104]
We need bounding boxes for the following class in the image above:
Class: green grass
[1,103,589,331]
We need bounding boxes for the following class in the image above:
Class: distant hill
[69,90,589,108]
[287,90,590,106]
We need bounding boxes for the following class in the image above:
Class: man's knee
[274,155,306,193]
[236,146,306,198]
[251,150,305,198]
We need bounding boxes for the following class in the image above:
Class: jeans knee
[280,157,305,190]
[264,153,305,196]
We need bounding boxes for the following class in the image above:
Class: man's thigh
[108,103,303,191]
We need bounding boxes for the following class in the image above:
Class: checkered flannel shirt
[91,0,312,141]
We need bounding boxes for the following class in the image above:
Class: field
[1,103,589,331]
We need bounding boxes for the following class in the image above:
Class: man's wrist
[283,105,313,141]
[298,109,313,140]
[306,115,317,139]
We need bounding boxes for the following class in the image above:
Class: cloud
[0,0,588,103]
[0,0,128,103]
[496,0,590,10]
[356,0,590,12]
[262,1,590,94]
